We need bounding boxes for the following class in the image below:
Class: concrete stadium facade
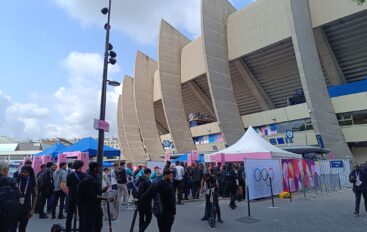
[117,0,367,163]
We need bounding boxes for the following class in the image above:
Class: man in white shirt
[174,161,185,205]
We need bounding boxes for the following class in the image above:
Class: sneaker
[218,218,223,224]
[201,217,208,221]
[51,215,56,219]
[353,211,359,216]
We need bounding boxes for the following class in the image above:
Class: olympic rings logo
[254,168,274,186]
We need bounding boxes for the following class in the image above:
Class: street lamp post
[97,0,119,187]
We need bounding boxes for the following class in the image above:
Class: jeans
[191,180,200,199]
[117,183,128,204]
[52,190,66,217]
[229,186,236,208]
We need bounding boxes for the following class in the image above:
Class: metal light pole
[97,0,118,187]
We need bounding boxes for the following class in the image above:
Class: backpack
[132,178,143,199]
[152,192,163,217]
[0,177,20,217]
[115,167,127,184]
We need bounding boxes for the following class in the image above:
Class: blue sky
[0,0,253,140]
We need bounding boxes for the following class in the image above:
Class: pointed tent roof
[213,126,301,159]
[57,137,120,158]
[34,143,66,158]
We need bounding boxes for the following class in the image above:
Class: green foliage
[355,0,366,5]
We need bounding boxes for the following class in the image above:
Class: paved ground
[29,189,367,232]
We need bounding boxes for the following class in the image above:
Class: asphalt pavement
[28,189,367,232]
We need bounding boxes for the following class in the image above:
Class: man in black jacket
[37,162,55,219]
[224,163,238,209]
[349,164,367,216]
[136,168,152,232]
[65,160,86,232]
[78,162,109,232]
[156,169,176,232]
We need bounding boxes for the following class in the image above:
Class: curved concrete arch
[117,95,132,161]
[201,0,244,146]
[158,20,195,153]
[122,75,146,163]
[134,51,164,160]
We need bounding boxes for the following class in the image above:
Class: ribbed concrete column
[134,51,164,160]
[158,20,195,153]
[314,27,346,86]
[122,76,147,163]
[117,95,132,161]
[201,0,244,146]
[288,0,352,159]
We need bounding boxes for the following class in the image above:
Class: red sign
[94,119,110,132]
[191,150,198,160]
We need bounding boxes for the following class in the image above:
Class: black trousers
[191,180,200,199]
[157,214,174,232]
[10,207,30,232]
[80,207,103,232]
[174,180,183,203]
[38,191,49,215]
[52,190,66,217]
[355,190,367,213]
[228,186,236,207]
[138,204,152,232]
[204,193,221,219]
[65,200,80,231]
[0,215,11,232]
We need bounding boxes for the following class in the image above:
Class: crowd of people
[0,158,248,232]
[4,158,366,231]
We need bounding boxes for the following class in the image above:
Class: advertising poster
[245,159,283,200]
[281,159,316,192]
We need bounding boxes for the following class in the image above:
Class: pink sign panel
[210,152,271,163]
[94,119,110,132]
[192,150,199,161]
[32,156,43,174]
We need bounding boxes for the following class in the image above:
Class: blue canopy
[34,143,66,158]
[173,153,204,163]
[57,137,120,158]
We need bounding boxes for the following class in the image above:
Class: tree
[355,0,366,5]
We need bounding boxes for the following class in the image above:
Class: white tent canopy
[212,126,301,159]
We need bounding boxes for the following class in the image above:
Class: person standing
[65,160,85,232]
[10,166,38,232]
[37,162,55,219]
[200,172,223,223]
[0,161,20,232]
[191,163,202,199]
[224,163,238,209]
[78,162,108,232]
[115,161,129,206]
[52,162,68,219]
[136,168,153,232]
[349,164,367,216]
[156,170,176,232]
[174,161,185,205]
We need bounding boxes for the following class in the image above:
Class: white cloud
[0,52,121,140]
[0,92,51,139]
[51,51,121,138]
[54,0,201,44]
